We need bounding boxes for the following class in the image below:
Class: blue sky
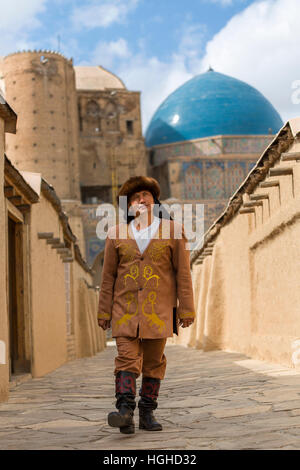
[28,0,253,64]
[0,0,300,130]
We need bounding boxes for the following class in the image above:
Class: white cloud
[90,38,131,69]
[71,0,139,29]
[178,23,207,61]
[0,0,46,56]
[203,0,246,6]
[83,0,300,132]
[88,19,206,130]
[126,0,300,126]
[0,0,46,30]
[201,0,300,123]
[118,54,193,131]
[207,0,234,5]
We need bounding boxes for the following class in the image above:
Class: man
[98,176,195,434]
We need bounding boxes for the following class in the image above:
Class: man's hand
[179,317,194,328]
[97,319,111,330]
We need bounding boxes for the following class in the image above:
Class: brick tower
[3,50,81,201]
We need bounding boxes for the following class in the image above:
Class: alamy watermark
[95,197,205,251]
[0,340,5,365]
[291,80,300,105]
[291,339,300,367]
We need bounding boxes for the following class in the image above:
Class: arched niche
[104,101,119,131]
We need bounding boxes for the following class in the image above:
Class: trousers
[114,328,167,380]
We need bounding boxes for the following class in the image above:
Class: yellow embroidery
[148,241,169,263]
[143,265,160,288]
[97,312,111,320]
[142,291,166,333]
[124,264,139,286]
[116,292,138,327]
[179,311,195,319]
[119,242,137,263]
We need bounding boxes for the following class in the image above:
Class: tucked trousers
[114,329,167,380]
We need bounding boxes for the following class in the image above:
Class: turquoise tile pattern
[145,70,283,147]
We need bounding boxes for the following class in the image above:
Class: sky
[0,0,300,132]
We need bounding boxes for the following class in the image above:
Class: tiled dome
[145,70,283,147]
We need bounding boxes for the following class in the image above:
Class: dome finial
[207,65,214,72]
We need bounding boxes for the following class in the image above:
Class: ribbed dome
[145,70,283,147]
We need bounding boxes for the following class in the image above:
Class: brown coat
[97,218,196,339]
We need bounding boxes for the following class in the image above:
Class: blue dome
[145,70,283,147]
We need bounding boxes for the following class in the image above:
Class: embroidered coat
[97,218,196,339]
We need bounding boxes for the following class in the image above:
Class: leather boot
[138,376,162,431]
[108,371,136,434]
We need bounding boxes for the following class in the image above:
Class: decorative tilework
[204,204,218,231]
[215,202,227,213]
[227,161,246,195]
[182,161,202,171]
[203,200,228,232]
[145,71,282,147]
[227,161,246,168]
[205,161,225,170]
[87,238,105,265]
[152,135,274,165]
[183,162,203,200]
[248,161,257,172]
[204,161,225,198]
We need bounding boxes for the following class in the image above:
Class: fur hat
[117,176,160,206]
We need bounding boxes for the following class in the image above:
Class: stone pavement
[1,342,300,450]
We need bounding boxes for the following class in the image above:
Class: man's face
[128,189,154,216]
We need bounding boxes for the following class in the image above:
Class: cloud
[100,0,299,132]
[71,0,139,29]
[0,0,47,56]
[0,0,46,30]
[118,54,193,131]
[201,0,300,123]
[206,0,234,5]
[202,0,246,6]
[177,22,207,61]
[90,38,131,69]
[87,19,207,130]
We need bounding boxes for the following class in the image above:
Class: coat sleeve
[171,222,196,320]
[97,232,118,321]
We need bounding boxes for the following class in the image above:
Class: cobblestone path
[1,343,300,450]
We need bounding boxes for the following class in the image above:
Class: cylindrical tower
[3,50,81,200]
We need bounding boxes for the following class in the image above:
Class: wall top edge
[4,154,40,203]
[150,134,275,150]
[4,50,73,64]
[0,97,17,133]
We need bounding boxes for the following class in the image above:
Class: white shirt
[130,215,161,254]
